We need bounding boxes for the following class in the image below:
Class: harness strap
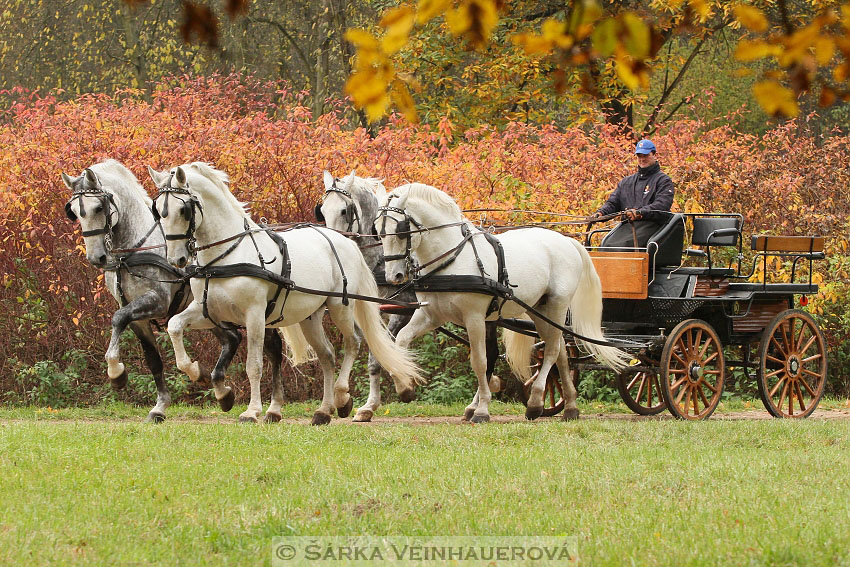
[306,226,349,306]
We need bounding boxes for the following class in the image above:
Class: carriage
[501,212,828,421]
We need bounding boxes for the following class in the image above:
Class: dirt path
[3,408,850,425]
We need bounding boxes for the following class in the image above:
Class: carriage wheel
[660,319,725,420]
[757,309,826,418]
[519,347,567,417]
[617,366,666,415]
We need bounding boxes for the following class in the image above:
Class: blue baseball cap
[635,139,656,154]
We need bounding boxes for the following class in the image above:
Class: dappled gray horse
[62,160,284,422]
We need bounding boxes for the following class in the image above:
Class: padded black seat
[646,213,685,268]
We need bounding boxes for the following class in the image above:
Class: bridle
[65,186,118,253]
[152,174,204,257]
[314,178,362,234]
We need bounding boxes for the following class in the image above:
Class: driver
[592,139,675,248]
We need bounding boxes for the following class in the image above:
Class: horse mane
[344,174,385,220]
[401,183,464,221]
[90,159,151,207]
[185,162,250,219]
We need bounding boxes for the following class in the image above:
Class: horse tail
[279,325,316,365]
[351,255,425,389]
[503,322,535,383]
[567,238,630,371]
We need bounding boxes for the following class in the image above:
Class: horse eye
[93,204,103,214]
[340,209,348,216]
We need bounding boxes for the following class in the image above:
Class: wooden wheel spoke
[671,376,688,390]
[693,329,703,355]
[653,375,663,404]
[795,382,807,412]
[627,373,642,390]
[702,351,718,365]
[766,354,785,366]
[764,368,784,379]
[788,382,795,416]
[672,349,688,367]
[635,376,646,403]
[799,376,817,398]
[799,335,817,356]
[701,380,717,394]
[795,321,809,351]
[668,368,687,375]
[682,387,692,413]
[697,336,712,360]
[801,368,823,380]
[698,386,711,409]
[777,381,790,412]
[675,382,688,405]
[769,335,788,358]
[781,322,793,354]
[703,369,722,375]
[802,353,823,364]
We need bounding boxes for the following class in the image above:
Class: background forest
[1,0,849,407]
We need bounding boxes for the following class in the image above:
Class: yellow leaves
[688,0,711,20]
[733,5,767,33]
[753,80,799,117]
[446,0,500,49]
[734,39,781,62]
[620,12,650,60]
[416,0,451,24]
[380,6,415,55]
[513,18,573,55]
[814,37,836,66]
[390,79,417,122]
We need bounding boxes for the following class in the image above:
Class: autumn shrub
[1,73,848,406]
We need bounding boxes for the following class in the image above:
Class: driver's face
[636,152,657,168]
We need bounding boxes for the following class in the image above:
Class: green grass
[1,403,850,566]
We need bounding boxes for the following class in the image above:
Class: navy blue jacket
[597,162,674,223]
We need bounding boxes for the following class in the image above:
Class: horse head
[149,165,201,269]
[62,167,120,268]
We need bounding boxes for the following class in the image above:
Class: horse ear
[322,170,334,190]
[175,166,187,186]
[84,168,101,188]
[343,170,356,192]
[147,166,168,188]
[61,172,77,190]
[395,188,410,208]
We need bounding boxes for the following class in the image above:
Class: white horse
[316,171,420,421]
[150,162,423,424]
[61,160,250,422]
[375,182,629,422]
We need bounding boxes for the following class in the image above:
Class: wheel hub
[787,355,801,378]
[689,362,703,382]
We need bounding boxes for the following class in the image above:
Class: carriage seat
[672,216,741,276]
[646,213,685,269]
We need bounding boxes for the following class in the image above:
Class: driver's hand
[623,209,641,222]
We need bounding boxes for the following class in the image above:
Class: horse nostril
[97,255,107,265]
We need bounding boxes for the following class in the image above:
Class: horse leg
[525,312,564,421]
[128,320,170,423]
[556,340,579,421]
[104,290,164,389]
[298,310,337,425]
[263,328,285,423]
[463,390,480,422]
[393,310,440,402]
[238,308,267,423]
[167,301,215,386]
[463,316,492,424]
[326,301,360,419]
[355,313,411,422]
[209,327,241,412]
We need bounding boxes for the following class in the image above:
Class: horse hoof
[398,389,416,403]
[353,410,373,423]
[525,406,543,421]
[145,412,165,424]
[462,408,475,422]
[562,408,580,421]
[337,396,354,419]
[311,412,332,426]
[238,415,258,424]
[218,389,235,412]
[110,370,128,390]
[264,412,282,424]
[470,413,490,424]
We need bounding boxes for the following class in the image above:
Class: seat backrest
[692,217,740,246]
[647,213,685,267]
